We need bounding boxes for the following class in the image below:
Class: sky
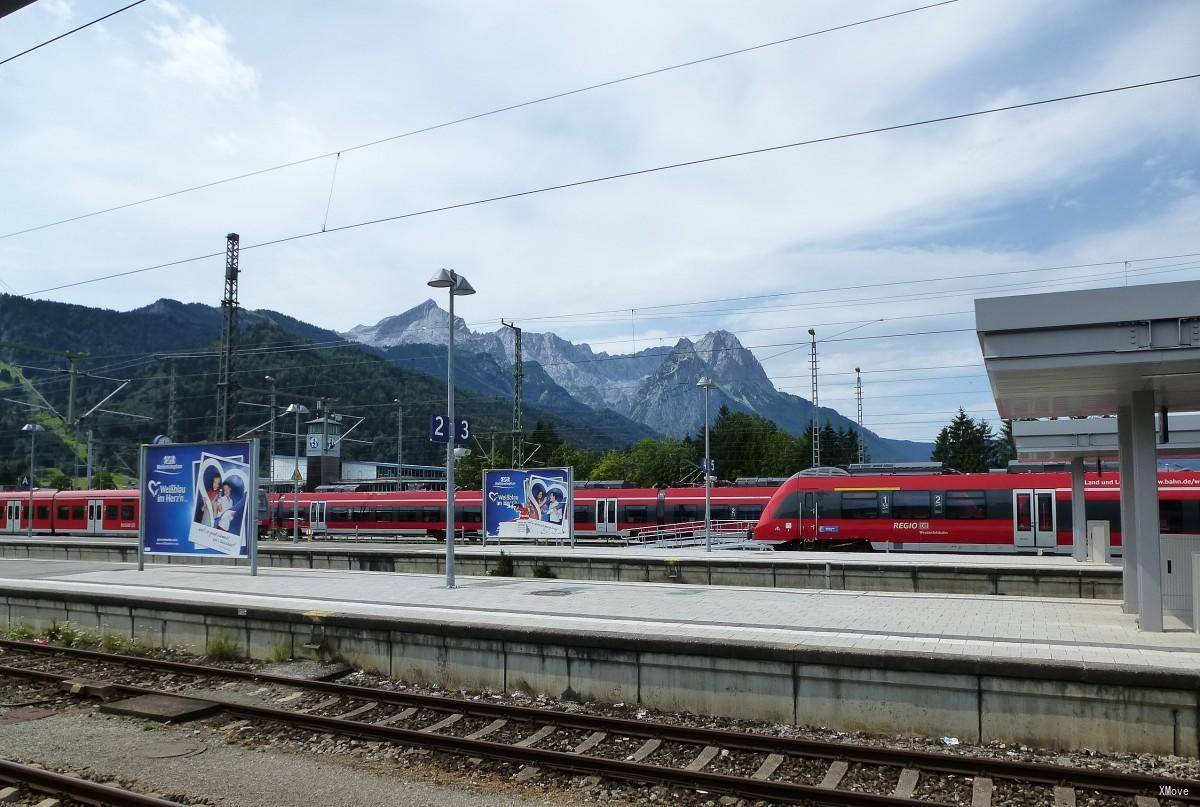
[1,0,1198,443]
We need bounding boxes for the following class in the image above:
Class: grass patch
[205,633,240,662]
[489,551,514,577]
[530,564,557,579]
[268,640,292,664]
[43,621,94,648]
[4,624,36,641]
[99,633,149,655]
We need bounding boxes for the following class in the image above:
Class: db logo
[163,455,176,465]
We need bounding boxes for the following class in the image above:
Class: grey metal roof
[975,280,1200,418]
[1013,415,1200,459]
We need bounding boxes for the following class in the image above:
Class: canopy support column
[1130,390,1163,631]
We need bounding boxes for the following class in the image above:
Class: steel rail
[0,758,188,807]
[1,640,1196,801]
[0,663,943,807]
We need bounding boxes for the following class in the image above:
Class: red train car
[751,470,1200,553]
[0,489,139,537]
[264,486,777,539]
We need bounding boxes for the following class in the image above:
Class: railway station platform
[0,538,1123,599]
[0,558,1195,756]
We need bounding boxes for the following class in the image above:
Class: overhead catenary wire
[16,72,1200,298]
[0,0,960,241]
[0,0,148,68]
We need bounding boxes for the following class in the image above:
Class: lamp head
[284,403,309,415]
[808,328,816,337]
[696,376,715,389]
[451,275,476,296]
[427,268,455,288]
[21,423,45,433]
[265,375,274,383]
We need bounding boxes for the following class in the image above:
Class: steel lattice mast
[502,319,523,467]
[215,233,239,440]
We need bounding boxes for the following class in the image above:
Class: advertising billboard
[140,441,258,565]
[483,468,572,543]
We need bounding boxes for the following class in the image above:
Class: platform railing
[624,520,764,549]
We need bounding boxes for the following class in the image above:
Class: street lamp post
[428,268,475,589]
[696,377,716,552]
[284,403,309,544]
[266,376,276,532]
[21,424,44,539]
[393,396,403,492]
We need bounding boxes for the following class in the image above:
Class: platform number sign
[430,415,470,445]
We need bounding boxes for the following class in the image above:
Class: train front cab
[753,481,1065,552]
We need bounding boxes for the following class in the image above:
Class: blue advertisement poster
[141,441,257,558]
[483,468,572,541]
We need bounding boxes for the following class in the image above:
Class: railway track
[0,758,187,806]
[0,639,1194,807]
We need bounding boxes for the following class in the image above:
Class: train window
[986,490,1012,520]
[892,491,930,519]
[1036,495,1053,531]
[1056,500,1072,532]
[735,505,763,520]
[709,505,734,520]
[1083,500,1119,533]
[840,491,879,519]
[672,505,703,522]
[945,491,987,520]
[423,507,444,522]
[57,506,69,520]
[458,507,482,524]
[71,505,85,520]
[770,492,801,520]
[816,492,840,519]
[620,505,650,523]
[574,505,592,524]
[329,507,352,521]
[1160,500,1184,534]
[105,505,118,520]
[121,504,135,520]
[36,506,49,520]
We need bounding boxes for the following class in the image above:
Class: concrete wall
[0,587,1192,756]
[0,540,1123,599]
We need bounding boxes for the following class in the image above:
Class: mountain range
[343,300,932,461]
[0,292,931,467]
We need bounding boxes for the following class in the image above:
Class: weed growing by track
[205,633,240,662]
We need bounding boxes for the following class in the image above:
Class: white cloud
[145,9,257,97]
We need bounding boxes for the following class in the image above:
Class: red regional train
[264,486,776,538]
[0,485,776,540]
[751,469,1200,553]
[0,489,139,536]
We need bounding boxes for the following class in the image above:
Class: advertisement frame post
[249,437,260,576]
[137,445,146,572]
[568,466,575,548]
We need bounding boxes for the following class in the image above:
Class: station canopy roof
[1012,414,1200,460]
[975,280,1200,419]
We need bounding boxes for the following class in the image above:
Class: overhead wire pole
[215,233,239,440]
[394,394,404,490]
[809,328,819,468]
[501,319,523,467]
[855,367,865,464]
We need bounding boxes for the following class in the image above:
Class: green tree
[589,449,634,482]
[931,409,994,473]
[92,469,117,490]
[990,419,1017,469]
[47,471,74,490]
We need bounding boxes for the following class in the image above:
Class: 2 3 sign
[429,415,470,445]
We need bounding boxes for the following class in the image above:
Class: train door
[1013,489,1056,548]
[594,499,617,535]
[308,501,327,533]
[4,500,21,533]
[86,499,105,535]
